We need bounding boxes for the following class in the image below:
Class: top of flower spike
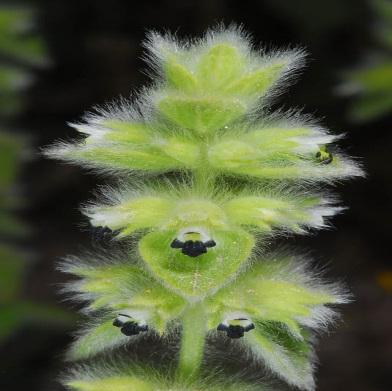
[146,26,305,129]
[45,27,363,182]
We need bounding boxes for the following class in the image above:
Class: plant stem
[176,302,207,381]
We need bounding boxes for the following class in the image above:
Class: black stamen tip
[171,239,184,249]
[204,240,216,248]
[120,321,148,336]
[181,240,207,257]
[217,322,255,338]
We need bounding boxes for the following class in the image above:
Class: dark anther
[113,314,148,336]
[170,238,216,258]
[182,240,207,257]
[204,240,216,248]
[120,322,148,336]
[316,147,333,164]
[170,239,184,248]
[217,322,255,339]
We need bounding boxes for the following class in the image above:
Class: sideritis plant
[46,26,363,391]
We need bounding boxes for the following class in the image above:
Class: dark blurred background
[0,0,391,390]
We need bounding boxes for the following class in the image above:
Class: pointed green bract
[197,43,243,89]
[86,189,339,241]
[223,195,322,232]
[87,196,173,236]
[244,322,314,391]
[206,256,343,337]
[158,95,245,133]
[63,261,186,357]
[224,61,286,96]
[66,365,262,391]
[139,229,254,299]
[68,319,130,360]
[68,377,153,391]
[164,57,198,92]
[98,121,150,144]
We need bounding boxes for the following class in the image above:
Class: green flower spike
[48,26,362,391]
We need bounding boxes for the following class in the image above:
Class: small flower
[217,318,255,339]
[171,229,216,258]
[112,313,148,336]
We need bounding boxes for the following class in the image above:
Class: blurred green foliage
[343,0,392,122]
[0,6,47,65]
[0,4,71,342]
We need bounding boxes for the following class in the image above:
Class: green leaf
[350,63,392,93]
[0,246,24,300]
[0,132,22,187]
[348,91,392,122]
[0,65,30,92]
[0,7,47,65]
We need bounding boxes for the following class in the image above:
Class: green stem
[193,140,216,191]
[176,302,207,380]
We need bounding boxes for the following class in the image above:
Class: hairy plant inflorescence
[47,26,363,390]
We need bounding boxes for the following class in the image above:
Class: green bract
[48,26,361,391]
[139,229,253,298]
[66,364,262,391]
